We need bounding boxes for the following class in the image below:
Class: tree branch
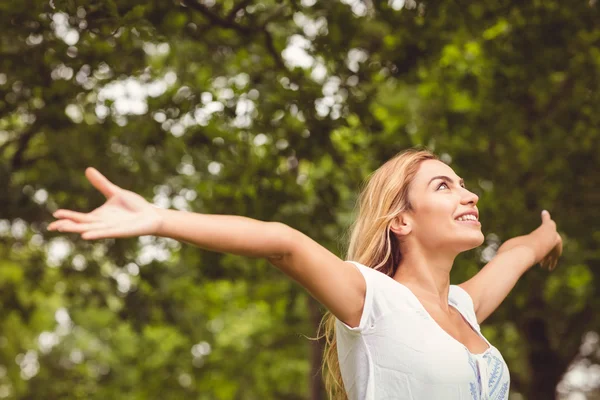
[9,123,41,172]
[182,0,253,34]
[258,4,287,25]
[226,0,253,21]
[263,27,286,71]
[0,136,18,156]
[183,1,290,75]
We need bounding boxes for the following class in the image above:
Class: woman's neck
[393,243,456,309]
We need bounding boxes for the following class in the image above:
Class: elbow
[266,222,296,260]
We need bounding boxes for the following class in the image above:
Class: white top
[336,261,510,400]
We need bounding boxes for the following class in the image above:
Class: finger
[545,261,556,271]
[53,209,100,223]
[541,246,561,271]
[540,253,552,269]
[85,167,122,199]
[51,220,108,234]
[541,209,551,223]
[557,234,563,255]
[47,220,69,231]
[541,257,556,271]
[81,227,128,240]
[553,244,562,258]
[549,239,562,259]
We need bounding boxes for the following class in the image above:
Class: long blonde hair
[319,148,439,399]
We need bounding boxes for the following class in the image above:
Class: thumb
[85,167,121,199]
[541,209,551,223]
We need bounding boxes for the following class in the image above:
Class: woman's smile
[454,218,481,227]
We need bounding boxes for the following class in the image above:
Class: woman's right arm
[48,168,366,328]
[156,209,366,327]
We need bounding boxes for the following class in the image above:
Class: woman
[47,149,561,399]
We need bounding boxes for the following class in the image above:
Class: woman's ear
[390,214,412,236]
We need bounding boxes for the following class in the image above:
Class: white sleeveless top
[336,262,510,400]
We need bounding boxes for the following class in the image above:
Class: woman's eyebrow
[428,175,465,187]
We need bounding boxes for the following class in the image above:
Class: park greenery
[1,0,600,398]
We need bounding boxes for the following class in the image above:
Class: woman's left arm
[459,210,563,324]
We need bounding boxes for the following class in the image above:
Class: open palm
[47,168,162,240]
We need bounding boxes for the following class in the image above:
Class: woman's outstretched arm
[47,168,367,328]
[458,210,562,324]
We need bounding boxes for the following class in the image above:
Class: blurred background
[1,0,599,399]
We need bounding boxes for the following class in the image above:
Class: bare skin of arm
[459,211,562,324]
[47,168,367,328]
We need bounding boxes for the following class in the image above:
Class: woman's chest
[366,313,509,389]
[428,306,490,354]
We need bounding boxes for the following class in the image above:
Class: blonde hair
[318,148,438,399]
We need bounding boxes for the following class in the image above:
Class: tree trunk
[521,314,564,399]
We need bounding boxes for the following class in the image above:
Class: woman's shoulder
[345,261,422,307]
[336,261,429,334]
[448,285,475,308]
[345,261,399,288]
[448,285,479,328]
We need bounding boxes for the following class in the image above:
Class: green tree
[0,0,599,398]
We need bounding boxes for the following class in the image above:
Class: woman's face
[405,159,484,253]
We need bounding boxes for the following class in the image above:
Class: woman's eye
[437,183,449,190]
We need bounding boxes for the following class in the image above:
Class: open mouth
[454,213,480,225]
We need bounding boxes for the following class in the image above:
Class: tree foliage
[1,0,599,398]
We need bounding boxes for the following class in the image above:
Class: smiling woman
[47,148,562,400]
[321,151,505,399]
[319,149,561,400]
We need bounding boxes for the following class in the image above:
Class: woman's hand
[537,210,563,271]
[47,168,163,240]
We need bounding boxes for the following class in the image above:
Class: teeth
[456,214,477,222]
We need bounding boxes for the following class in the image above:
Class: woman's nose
[461,188,479,205]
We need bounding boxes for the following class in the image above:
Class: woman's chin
[471,233,486,248]
[458,232,485,251]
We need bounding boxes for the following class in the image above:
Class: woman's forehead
[414,160,461,185]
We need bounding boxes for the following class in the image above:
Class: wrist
[153,207,171,237]
[516,244,538,270]
[496,237,537,270]
[527,227,555,264]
